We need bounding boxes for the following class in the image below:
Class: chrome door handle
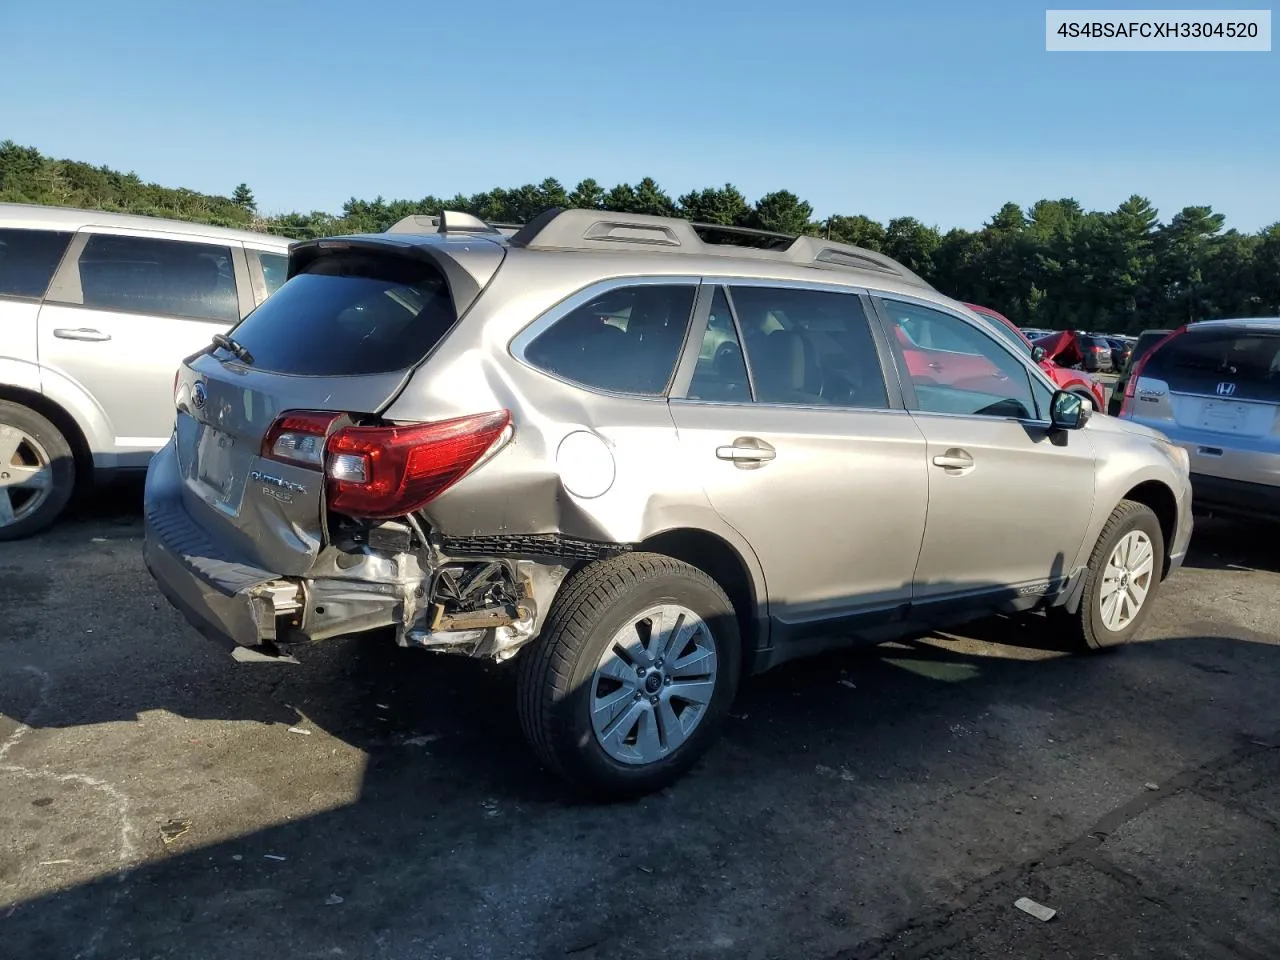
[932,450,974,469]
[53,327,112,342]
[716,437,776,464]
[928,362,943,371]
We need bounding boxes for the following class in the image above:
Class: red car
[963,304,1108,411]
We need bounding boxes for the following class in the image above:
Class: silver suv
[1119,317,1280,522]
[144,209,1194,798]
[0,203,290,539]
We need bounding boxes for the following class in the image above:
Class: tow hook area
[404,559,565,660]
[231,580,306,663]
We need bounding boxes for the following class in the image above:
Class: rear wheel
[1053,499,1164,652]
[0,401,76,541]
[517,553,740,799]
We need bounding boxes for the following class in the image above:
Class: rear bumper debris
[144,443,563,661]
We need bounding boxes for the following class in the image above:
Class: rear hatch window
[1143,328,1280,403]
[221,252,457,376]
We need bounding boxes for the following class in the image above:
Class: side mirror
[1031,345,1047,363]
[1050,390,1092,430]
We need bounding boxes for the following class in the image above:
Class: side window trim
[720,287,759,401]
[868,292,1053,424]
[44,229,92,305]
[666,281,716,400]
[230,244,254,320]
[508,275,701,401]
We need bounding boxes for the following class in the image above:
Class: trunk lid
[172,235,504,575]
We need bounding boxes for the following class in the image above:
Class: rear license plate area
[195,425,240,503]
[1198,400,1249,433]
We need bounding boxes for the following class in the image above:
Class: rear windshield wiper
[211,333,254,365]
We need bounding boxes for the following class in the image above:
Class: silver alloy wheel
[1099,529,1155,632]
[590,603,718,766]
[0,424,55,527]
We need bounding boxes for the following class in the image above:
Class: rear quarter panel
[377,257,771,605]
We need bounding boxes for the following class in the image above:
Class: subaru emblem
[192,382,207,409]
[1215,381,1236,397]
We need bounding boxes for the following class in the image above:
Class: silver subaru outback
[145,209,1194,798]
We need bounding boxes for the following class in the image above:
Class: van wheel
[0,401,76,541]
[517,553,741,800]
[1053,500,1164,652]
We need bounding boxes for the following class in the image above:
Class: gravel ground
[1,481,1277,960]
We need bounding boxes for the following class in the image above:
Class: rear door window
[1142,328,1280,403]
[76,234,240,322]
[0,228,74,299]
[722,285,888,408]
[522,283,696,396]
[221,251,457,376]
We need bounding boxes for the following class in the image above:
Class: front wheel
[517,553,741,800]
[1052,499,1164,652]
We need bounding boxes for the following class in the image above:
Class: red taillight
[260,409,512,520]
[1119,326,1186,416]
[262,411,339,468]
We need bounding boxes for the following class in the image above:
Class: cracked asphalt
[1,481,1278,960]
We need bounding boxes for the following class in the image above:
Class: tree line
[3,139,1276,334]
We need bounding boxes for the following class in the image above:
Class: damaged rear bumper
[143,444,554,659]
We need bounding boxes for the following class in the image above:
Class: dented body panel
[145,219,1194,675]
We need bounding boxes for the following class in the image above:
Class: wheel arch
[0,383,94,487]
[1120,479,1178,578]
[638,526,768,673]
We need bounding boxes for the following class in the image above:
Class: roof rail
[506,208,932,288]
[385,212,522,237]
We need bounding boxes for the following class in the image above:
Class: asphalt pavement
[1,481,1278,960]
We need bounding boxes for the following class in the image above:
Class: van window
[523,284,696,396]
[256,252,288,294]
[0,228,74,299]
[76,234,239,322]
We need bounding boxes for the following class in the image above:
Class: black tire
[1052,499,1164,652]
[516,552,741,800]
[0,401,76,542]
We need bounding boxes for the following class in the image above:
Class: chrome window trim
[668,396,916,416]
[508,274,702,402]
[700,275,870,297]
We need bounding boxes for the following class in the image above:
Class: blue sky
[3,1,1276,230]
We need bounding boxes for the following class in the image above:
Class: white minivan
[0,203,292,538]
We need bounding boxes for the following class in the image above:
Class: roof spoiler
[386,212,523,237]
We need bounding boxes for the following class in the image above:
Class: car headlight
[1156,438,1190,475]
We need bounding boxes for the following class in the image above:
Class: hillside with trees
[3,139,1277,333]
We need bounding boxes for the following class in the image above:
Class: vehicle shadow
[1180,513,1280,574]
[5,511,1278,957]
[4,612,1278,958]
